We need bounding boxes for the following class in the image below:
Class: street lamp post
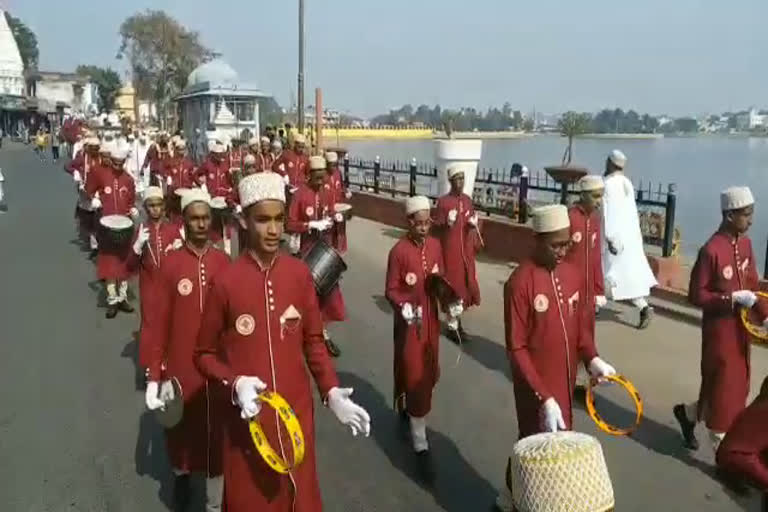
[297,0,305,134]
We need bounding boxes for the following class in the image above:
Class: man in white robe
[601,149,657,329]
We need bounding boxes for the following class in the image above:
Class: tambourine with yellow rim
[740,291,768,345]
[586,374,643,436]
[248,391,305,474]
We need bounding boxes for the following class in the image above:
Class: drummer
[286,155,346,357]
[194,172,370,512]
[66,136,102,258]
[162,138,197,222]
[85,146,139,318]
[196,141,233,199]
[325,151,350,254]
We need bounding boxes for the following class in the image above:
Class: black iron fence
[342,155,679,258]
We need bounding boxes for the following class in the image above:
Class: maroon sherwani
[162,155,197,192]
[386,236,445,417]
[253,152,276,173]
[85,166,136,280]
[717,376,768,490]
[67,150,100,239]
[434,193,481,307]
[688,231,768,432]
[195,253,339,512]
[287,184,346,322]
[143,142,171,185]
[328,167,348,254]
[146,244,230,474]
[196,156,234,199]
[280,150,309,189]
[566,205,604,337]
[504,260,597,438]
[127,220,183,368]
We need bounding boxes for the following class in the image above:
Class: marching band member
[257,136,275,171]
[270,138,283,170]
[194,172,370,512]
[128,186,182,370]
[286,156,346,357]
[66,136,101,257]
[434,167,481,338]
[504,205,617,439]
[325,151,349,254]
[143,132,172,186]
[196,141,234,199]
[144,188,229,512]
[85,147,138,318]
[385,195,462,480]
[162,138,197,195]
[280,134,309,189]
[674,186,768,455]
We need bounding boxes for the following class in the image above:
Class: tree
[558,111,592,165]
[674,117,699,133]
[512,111,523,130]
[5,12,38,71]
[521,117,535,132]
[258,96,283,129]
[117,10,213,127]
[76,65,122,112]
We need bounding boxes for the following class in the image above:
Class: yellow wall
[115,86,135,120]
[324,127,434,139]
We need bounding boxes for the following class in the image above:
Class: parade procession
[4,4,768,512]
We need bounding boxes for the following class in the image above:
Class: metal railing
[342,155,679,257]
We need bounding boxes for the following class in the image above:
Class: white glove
[732,290,758,308]
[234,204,243,215]
[133,225,150,255]
[345,191,352,200]
[595,295,608,308]
[73,170,82,183]
[129,207,139,220]
[468,213,478,227]
[588,357,617,381]
[334,212,344,223]
[448,300,464,318]
[166,176,172,186]
[279,163,286,172]
[447,209,458,225]
[401,302,415,324]
[308,219,332,232]
[326,387,371,437]
[159,380,176,402]
[91,197,102,209]
[145,381,165,411]
[234,376,267,420]
[283,174,290,185]
[540,398,566,433]
[164,238,183,253]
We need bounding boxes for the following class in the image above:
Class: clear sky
[8,0,768,117]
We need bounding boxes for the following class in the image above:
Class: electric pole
[297,0,305,133]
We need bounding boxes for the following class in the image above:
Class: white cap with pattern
[579,175,605,192]
[608,149,627,169]
[532,204,570,233]
[143,186,164,201]
[405,195,431,215]
[239,173,286,209]
[309,155,326,170]
[325,151,338,163]
[721,186,754,211]
[181,188,211,211]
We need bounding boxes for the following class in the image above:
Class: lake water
[343,135,768,270]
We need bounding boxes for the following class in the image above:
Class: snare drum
[99,214,135,248]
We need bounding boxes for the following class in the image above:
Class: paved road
[0,142,765,511]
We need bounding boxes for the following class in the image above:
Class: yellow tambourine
[248,391,305,474]
[586,374,643,436]
[740,291,768,344]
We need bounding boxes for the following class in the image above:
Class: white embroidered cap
[99,142,114,155]
[294,134,307,144]
[239,173,286,209]
[111,146,130,161]
[608,149,627,169]
[325,151,338,163]
[448,167,464,179]
[243,154,256,166]
[260,136,270,144]
[174,138,186,149]
[309,155,326,170]
[181,188,211,211]
[85,137,100,146]
[272,139,283,149]
[579,175,605,192]
[248,136,260,147]
[405,195,431,215]
[143,186,164,201]
[532,204,570,233]
[721,186,754,211]
[210,141,226,154]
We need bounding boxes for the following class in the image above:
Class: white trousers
[105,281,128,305]
[409,415,428,452]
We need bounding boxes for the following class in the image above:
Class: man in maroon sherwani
[143,132,172,186]
[325,151,350,254]
[196,142,234,200]
[434,167,481,338]
[144,188,229,512]
[386,195,463,481]
[565,175,606,391]
[195,172,370,512]
[674,186,768,456]
[162,139,197,224]
[717,375,768,507]
[281,134,310,190]
[85,147,139,318]
[127,186,182,370]
[287,155,346,357]
[67,136,102,258]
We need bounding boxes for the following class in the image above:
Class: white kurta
[601,172,657,300]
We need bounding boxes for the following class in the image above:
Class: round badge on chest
[177,278,193,296]
[572,231,582,243]
[722,265,733,280]
[533,294,549,313]
[235,314,255,336]
[306,206,314,217]
[405,272,417,286]
[104,186,112,195]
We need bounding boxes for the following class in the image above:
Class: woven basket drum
[511,432,614,512]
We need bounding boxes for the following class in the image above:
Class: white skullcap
[608,149,627,169]
[127,133,136,140]
[248,136,260,146]
[174,138,186,149]
[210,142,226,154]
[111,146,130,160]
[405,195,431,215]
[260,136,270,144]
[243,154,256,166]
[239,173,286,209]
[99,142,113,155]
[272,139,283,149]
[85,137,100,146]
[532,204,570,233]
[309,155,326,170]
[721,186,755,211]
[579,175,604,192]
[294,134,306,144]
[181,188,211,211]
[325,151,338,163]
[448,167,464,179]
[143,186,164,201]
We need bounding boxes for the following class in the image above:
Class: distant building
[25,70,99,117]
[737,108,768,130]
[0,9,26,131]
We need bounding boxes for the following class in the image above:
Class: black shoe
[173,474,191,512]
[715,467,752,496]
[106,306,118,319]
[673,404,699,450]
[638,306,653,329]
[325,337,341,358]
[415,449,436,484]
[117,301,134,313]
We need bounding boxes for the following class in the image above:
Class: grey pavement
[0,142,765,511]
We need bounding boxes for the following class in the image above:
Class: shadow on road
[121,333,147,392]
[338,371,498,512]
[135,412,174,510]
[444,329,512,383]
[371,294,393,315]
[596,305,637,329]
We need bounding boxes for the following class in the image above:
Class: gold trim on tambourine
[740,291,768,344]
[248,391,305,474]
[586,375,643,436]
